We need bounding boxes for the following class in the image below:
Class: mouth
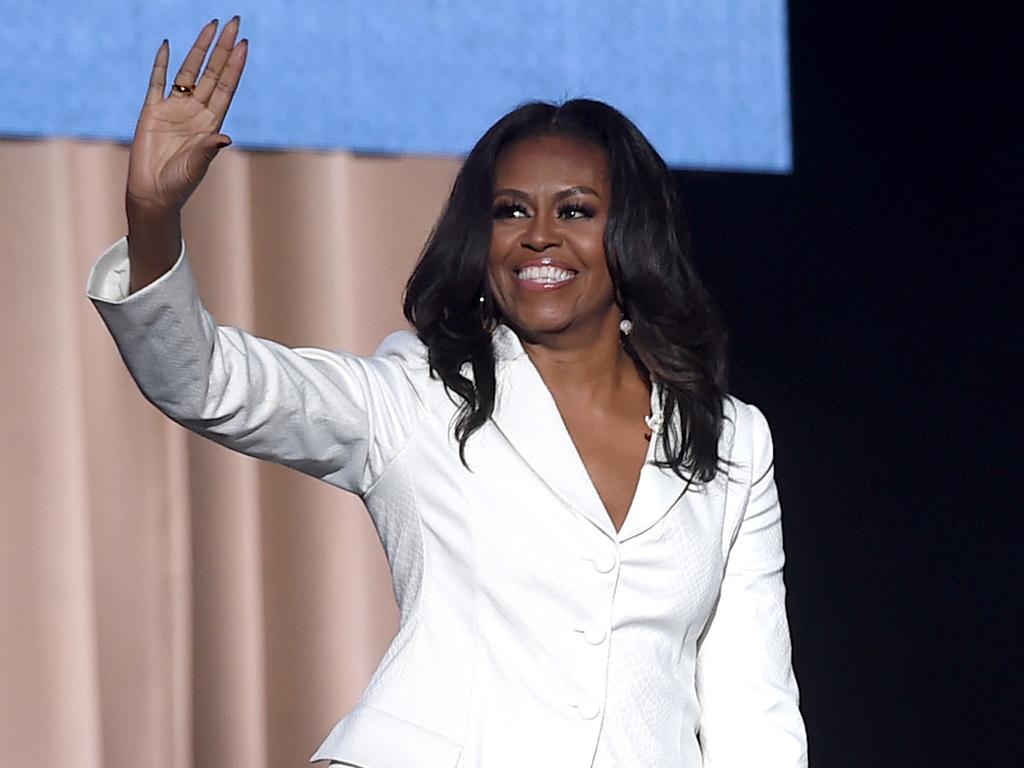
[513,260,579,290]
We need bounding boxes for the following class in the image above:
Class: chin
[505,310,580,339]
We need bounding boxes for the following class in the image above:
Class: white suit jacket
[88,238,808,768]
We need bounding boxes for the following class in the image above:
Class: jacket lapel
[489,326,615,538]
[618,401,736,542]
[488,326,725,542]
[617,428,689,542]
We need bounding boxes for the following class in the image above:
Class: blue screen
[1,1,791,172]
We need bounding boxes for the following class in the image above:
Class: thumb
[185,133,233,182]
[200,132,233,160]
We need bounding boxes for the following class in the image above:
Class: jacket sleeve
[694,403,808,766]
[86,237,420,495]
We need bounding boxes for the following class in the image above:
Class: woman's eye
[493,202,528,219]
[558,204,595,219]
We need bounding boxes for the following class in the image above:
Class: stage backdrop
[2,0,791,172]
[1,3,793,766]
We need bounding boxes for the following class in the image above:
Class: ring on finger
[171,83,195,96]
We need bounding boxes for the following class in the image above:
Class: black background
[675,4,1019,765]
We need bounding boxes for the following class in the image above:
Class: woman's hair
[403,99,728,482]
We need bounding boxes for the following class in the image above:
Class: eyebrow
[492,185,602,201]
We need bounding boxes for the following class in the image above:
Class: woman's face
[488,134,617,343]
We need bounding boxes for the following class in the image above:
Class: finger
[170,19,219,97]
[184,133,233,185]
[207,39,248,128]
[194,15,240,103]
[145,40,169,105]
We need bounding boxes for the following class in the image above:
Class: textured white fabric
[87,238,807,768]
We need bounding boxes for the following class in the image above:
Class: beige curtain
[0,139,460,768]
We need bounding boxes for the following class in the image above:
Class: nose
[521,212,561,251]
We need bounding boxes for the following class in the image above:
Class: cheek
[488,227,506,268]
[579,231,612,276]
[488,229,518,281]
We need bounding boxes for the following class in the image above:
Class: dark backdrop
[676,4,1019,765]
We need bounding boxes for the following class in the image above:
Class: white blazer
[88,238,808,768]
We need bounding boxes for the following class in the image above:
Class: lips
[513,258,579,290]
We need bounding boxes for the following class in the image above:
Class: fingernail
[210,18,219,25]
[231,14,241,23]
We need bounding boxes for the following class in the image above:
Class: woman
[88,18,808,768]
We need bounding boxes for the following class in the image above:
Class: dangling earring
[619,317,633,335]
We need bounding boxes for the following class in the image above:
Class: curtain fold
[0,138,460,768]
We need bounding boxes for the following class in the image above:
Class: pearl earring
[644,412,664,435]
[619,318,633,335]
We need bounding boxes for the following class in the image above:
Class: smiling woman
[489,136,615,334]
[86,19,806,768]
[487,133,646,531]
[405,101,730,487]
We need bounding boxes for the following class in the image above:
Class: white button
[577,698,601,720]
[593,552,617,573]
[583,624,607,645]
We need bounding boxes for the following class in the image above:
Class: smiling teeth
[516,265,576,283]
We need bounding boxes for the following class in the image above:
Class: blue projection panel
[1,1,790,171]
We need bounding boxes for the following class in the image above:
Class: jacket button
[577,698,601,720]
[593,552,617,573]
[583,624,607,645]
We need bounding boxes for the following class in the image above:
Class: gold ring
[171,83,195,95]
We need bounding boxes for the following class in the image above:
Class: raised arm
[126,18,247,292]
[88,19,423,495]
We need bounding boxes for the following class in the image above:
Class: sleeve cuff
[85,236,188,304]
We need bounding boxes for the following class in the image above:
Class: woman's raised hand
[125,18,247,291]
[127,17,248,217]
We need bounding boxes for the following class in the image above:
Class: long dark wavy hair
[403,99,728,482]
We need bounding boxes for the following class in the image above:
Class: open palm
[127,18,248,215]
